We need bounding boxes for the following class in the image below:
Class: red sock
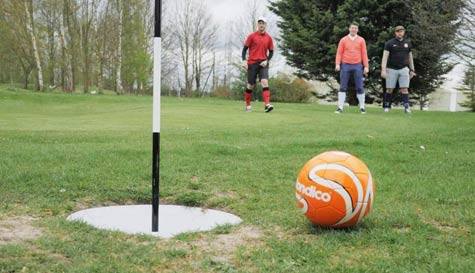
[263,89,270,105]
[245,92,252,106]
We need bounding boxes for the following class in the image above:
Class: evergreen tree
[458,65,475,112]
[270,0,463,107]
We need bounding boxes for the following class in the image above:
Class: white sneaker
[405,108,411,114]
[384,108,389,113]
[246,106,252,112]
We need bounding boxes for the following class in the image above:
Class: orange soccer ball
[295,151,375,228]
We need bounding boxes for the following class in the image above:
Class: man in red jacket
[242,17,274,112]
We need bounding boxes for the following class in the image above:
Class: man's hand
[335,65,340,72]
[381,69,387,79]
[242,60,248,70]
[260,60,268,67]
[364,67,369,75]
[410,70,416,79]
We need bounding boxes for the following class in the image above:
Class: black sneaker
[334,108,343,114]
[265,104,274,112]
[360,108,366,114]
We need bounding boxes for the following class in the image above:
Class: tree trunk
[48,27,56,87]
[18,57,33,89]
[96,0,111,95]
[59,2,73,93]
[43,3,58,88]
[184,38,192,96]
[81,0,97,94]
[212,52,216,91]
[24,72,29,89]
[116,0,123,95]
[193,41,200,94]
[24,0,44,91]
[64,0,78,91]
[175,0,195,97]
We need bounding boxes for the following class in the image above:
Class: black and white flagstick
[152,0,161,232]
[67,8,242,233]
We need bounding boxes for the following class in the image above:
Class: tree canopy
[269,0,463,107]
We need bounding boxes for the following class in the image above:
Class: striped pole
[152,0,161,232]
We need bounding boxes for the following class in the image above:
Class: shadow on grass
[305,221,371,235]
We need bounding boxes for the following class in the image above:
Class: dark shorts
[247,62,269,85]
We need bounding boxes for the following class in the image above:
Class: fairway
[1,87,474,272]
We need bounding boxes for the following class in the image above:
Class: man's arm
[361,40,369,75]
[267,50,274,61]
[408,52,416,78]
[242,46,249,61]
[260,50,273,67]
[335,39,344,71]
[408,52,415,71]
[381,50,389,79]
[242,46,249,69]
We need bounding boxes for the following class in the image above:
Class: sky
[163,0,282,56]
[201,0,289,73]
[204,0,247,24]
[158,0,290,88]
[202,0,280,42]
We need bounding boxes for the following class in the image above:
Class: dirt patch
[422,218,459,232]
[391,224,411,233]
[0,216,43,245]
[193,225,262,263]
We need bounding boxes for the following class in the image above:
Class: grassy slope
[0,86,474,272]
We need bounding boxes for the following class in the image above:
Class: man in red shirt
[242,17,274,112]
[335,22,369,114]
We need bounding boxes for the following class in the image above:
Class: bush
[160,84,179,97]
[269,74,313,103]
[210,85,233,99]
[225,72,315,103]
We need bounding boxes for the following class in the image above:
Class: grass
[0,85,474,272]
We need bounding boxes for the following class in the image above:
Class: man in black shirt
[381,25,416,113]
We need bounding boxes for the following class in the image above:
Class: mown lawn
[1,86,474,272]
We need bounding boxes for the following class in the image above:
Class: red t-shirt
[244,31,274,64]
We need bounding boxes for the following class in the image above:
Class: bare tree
[78,0,101,93]
[63,0,81,91]
[159,0,177,90]
[455,0,475,67]
[115,0,123,94]
[58,0,74,92]
[24,0,44,91]
[172,0,217,96]
[1,0,35,88]
[0,0,158,94]
[173,0,195,96]
[94,0,113,94]
[38,0,62,88]
[191,2,217,95]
